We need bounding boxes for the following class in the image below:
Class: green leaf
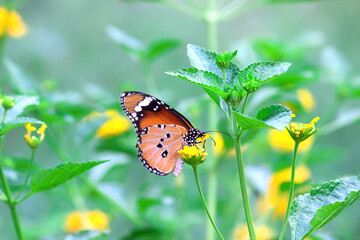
[30,161,108,194]
[289,176,360,240]
[146,39,180,61]
[239,61,291,84]
[1,117,44,134]
[137,197,162,214]
[187,44,240,83]
[233,105,291,130]
[0,95,39,122]
[166,68,228,99]
[106,25,145,59]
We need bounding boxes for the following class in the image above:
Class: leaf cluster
[168,44,293,133]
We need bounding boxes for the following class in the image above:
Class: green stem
[279,141,300,240]
[15,149,36,200]
[142,61,158,95]
[0,135,24,240]
[1,110,7,126]
[230,113,256,240]
[241,93,249,114]
[193,166,224,240]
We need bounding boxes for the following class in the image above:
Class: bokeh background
[0,0,359,239]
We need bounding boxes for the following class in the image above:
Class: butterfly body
[120,91,205,176]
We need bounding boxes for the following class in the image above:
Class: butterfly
[120,91,206,176]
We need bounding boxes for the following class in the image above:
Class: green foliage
[166,68,228,99]
[107,25,179,63]
[30,161,108,194]
[137,197,162,214]
[238,61,291,84]
[214,50,238,70]
[233,104,292,130]
[187,44,240,83]
[171,44,291,112]
[289,176,360,240]
[1,117,44,134]
[0,95,39,122]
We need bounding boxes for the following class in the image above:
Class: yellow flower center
[177,146,208,161]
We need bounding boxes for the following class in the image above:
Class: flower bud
[242,78,260,93]
[214,50,238,71]
[225,89,246,108]
[1,96,15,110]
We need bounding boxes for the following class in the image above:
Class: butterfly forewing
[137,124,187,176]
[120,91,194,135]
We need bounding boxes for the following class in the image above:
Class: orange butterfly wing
[137,125,187,176]
[120,91,204,176]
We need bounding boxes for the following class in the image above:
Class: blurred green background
[0,0,359,239]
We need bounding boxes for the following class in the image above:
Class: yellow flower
[268,129,314,153]
[259,165,311,217]
[64,210,110,234]
[83,109,130,138]
[24,123,47,149]
[287,117,320,143]
[297,88,315,112]
[233,224,275,240]
[178,145,208,166]
[0,7,27,38]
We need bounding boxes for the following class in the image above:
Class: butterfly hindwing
[136,124,187,176]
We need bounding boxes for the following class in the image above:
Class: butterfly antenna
[208,134,216,147]
[205,130,231,139]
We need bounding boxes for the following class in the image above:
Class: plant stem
[15,149,36,200]
[0,135,24,240]
[230,113,256,240]
[279,141,300,240]
[142,61,158,95]
[1,110,7,126]
[241,93,249,114]
[193,166,224,240]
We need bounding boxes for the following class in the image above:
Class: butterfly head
[184,129,206,146]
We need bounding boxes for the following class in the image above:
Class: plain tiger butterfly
[120,91,206,176]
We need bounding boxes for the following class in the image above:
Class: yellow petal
[233,224,275,240]
[7,10,27,38]
[95,115,130,138]
[0,8,7,37]
[213,133,225,157]
[64,210,109,234]
[297,88,315,112]
[268,129,314,153]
